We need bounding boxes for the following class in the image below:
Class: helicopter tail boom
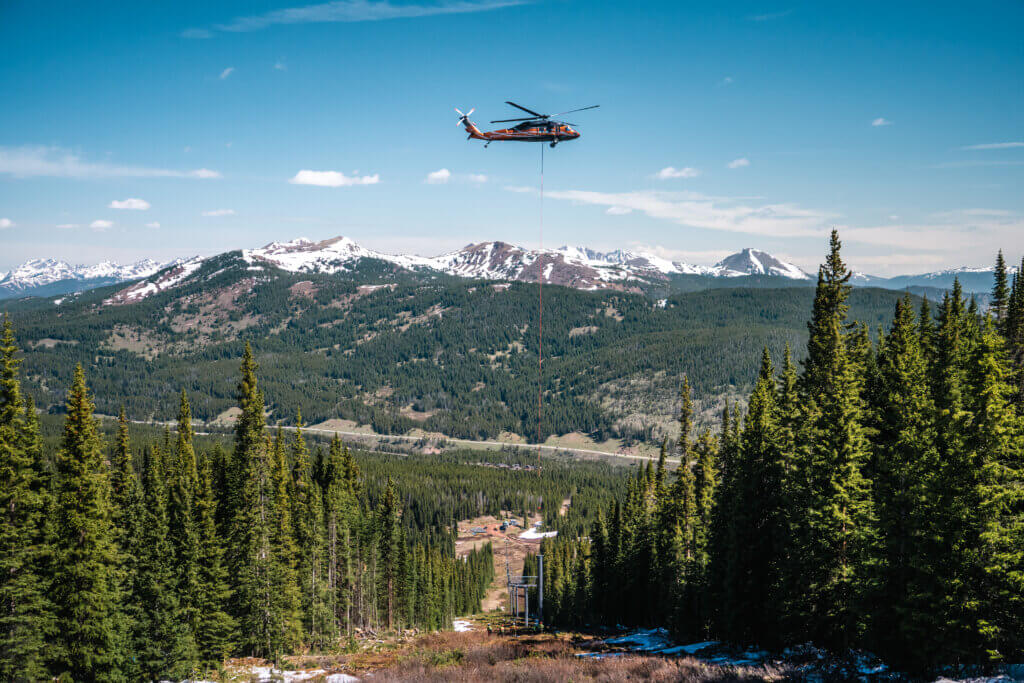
[455,108,487,140]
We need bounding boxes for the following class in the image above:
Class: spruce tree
[51,365,127,680]
[108,408,145,680]
[792,230,873,649]
[868,296,942,670]
[270,430,303,650]
[194,449,236,668]
[227,344,281,657]
[290,412,334,647]
[955,317,1024,662]
[377,478,402,630]
[720,349,789,644]
[0,317,53,680]
[135,444,192,680]
[168,390,200,669]
[992,250,1010,330]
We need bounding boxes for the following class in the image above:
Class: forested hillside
[0,320,629,680]
[532,234,1024,676]
[2,250,913,444]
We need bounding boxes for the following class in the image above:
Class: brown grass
[366,631,785,682]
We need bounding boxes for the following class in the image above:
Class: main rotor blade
[552,105,600,117]
[505,101,546,118]
[490,117,539,123]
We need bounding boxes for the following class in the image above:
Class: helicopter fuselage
[480,122,580,143]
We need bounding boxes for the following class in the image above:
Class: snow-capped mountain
[713,248,810,279]
[242,236,435,274]
[100,237,815,304]
[0,257,170,299]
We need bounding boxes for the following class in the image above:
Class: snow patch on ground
[519,528,557,539]
[453,619,473,632]
[604,627,675,652]
[244,666,359,682]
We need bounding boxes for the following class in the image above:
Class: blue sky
[1,0,1022,275]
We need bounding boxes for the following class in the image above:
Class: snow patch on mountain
[242,236,434,274]
[713,248,810,279]
[103,258,203,305]
[0,257,170,298]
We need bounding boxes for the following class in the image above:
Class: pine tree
[692,430,717,567]
[51,365,127,680]
[227,344,281,657]
[992,250,1010,331]
[194,449,236,667]
[719,349,790,644]
[791,230,873,649]
[108,408,145,681]
[0,317,53,680]
[868,296,942,670]
[377,478,402,630]
[323,436,357,635]
[678,374,693,460]
[954,317,1024,662]
[168,390,200,669]
[290,412,333,648]
[270,430,304,650]
[135,444,192,680]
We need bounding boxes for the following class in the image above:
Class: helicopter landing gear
[549,140,558,148]
[484,140,492,148]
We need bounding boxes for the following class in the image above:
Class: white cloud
[202,209,235,217]
[90,219,113,230]
[727,157,750,169]
[467,173,488,183]
[960,142,1024,150]
[219,67,235,79]
[0,218,13,229]
[146,222,161,229]
[543,188,833,238]
[274,61,287,71]
[184,0,528,36]
[605,206,632,215]
[654,166,700,180]
[56,223,79,229]
[720,76,734,86]
[109,198,151,210]
[425,168,451,184]
[0,145,221,180]
[504,185,534,193]
[871,117,892,127]
[290,169,380,186]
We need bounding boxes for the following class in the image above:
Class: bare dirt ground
[454,512,548,613]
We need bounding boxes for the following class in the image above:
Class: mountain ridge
[0,235,1004,301]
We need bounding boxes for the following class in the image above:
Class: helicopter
[456,101,599,148]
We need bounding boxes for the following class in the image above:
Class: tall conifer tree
[51,365,126,680]
[0,318,53,680]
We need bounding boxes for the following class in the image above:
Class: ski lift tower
[507,554,544,628]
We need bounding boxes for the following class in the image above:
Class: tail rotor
[455,107,475,126]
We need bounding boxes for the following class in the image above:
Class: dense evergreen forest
[533,234,1024,676]
[0,320,629,680]
[2,252,910,443]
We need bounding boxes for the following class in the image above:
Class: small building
[470,527,486,535]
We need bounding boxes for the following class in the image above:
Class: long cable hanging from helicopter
[454,100,599,471]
